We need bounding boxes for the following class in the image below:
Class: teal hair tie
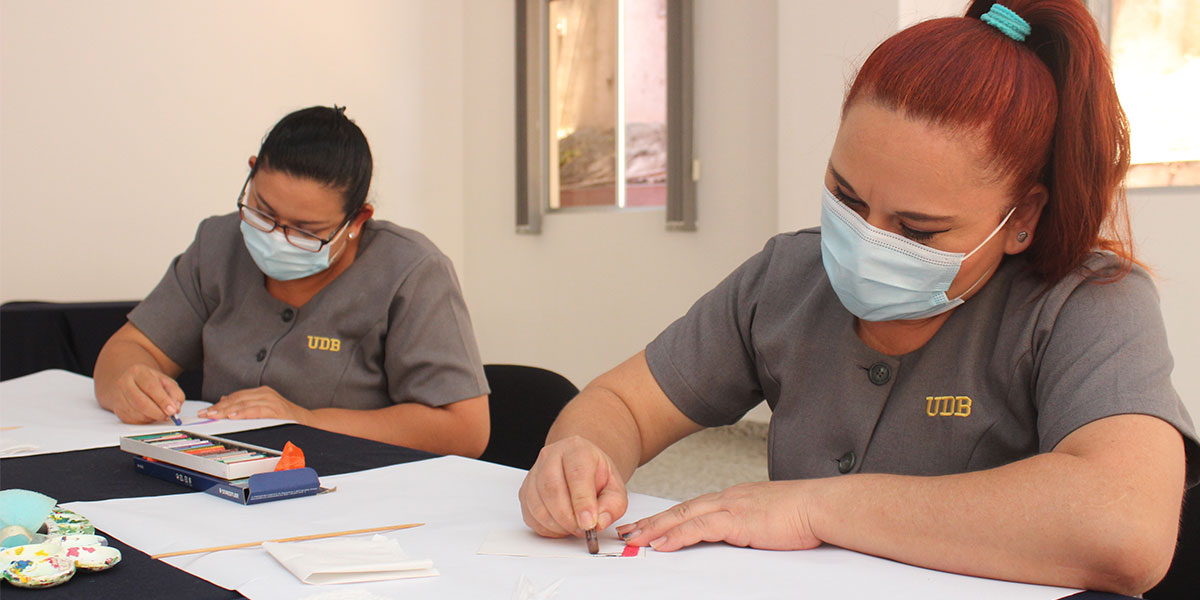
[980,3,1031,42]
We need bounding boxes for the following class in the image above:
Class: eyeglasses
[236,175,354,252]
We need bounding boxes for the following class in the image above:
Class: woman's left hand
[197,386,311,423]
[616,480,821,552]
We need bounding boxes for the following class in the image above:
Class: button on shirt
[645,229,1200,485]
[129,214,489,410]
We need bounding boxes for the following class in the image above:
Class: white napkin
[262,534,437,585]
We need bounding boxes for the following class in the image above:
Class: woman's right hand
[519,435,630,538]
[108,363,185,424]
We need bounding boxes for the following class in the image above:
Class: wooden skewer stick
[150,522,424,559]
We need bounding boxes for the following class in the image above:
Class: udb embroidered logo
[925,396,972,417]
[307,336,341,352]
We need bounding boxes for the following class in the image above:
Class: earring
[349,232,357,240]
[1016,231,1028,243]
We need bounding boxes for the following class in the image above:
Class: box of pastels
[120,431,283,479]
[119,432,322,505]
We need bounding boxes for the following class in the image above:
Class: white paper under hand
[262,534,438,585]
[478,528,641,558]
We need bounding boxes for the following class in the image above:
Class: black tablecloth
[0,424,436,599]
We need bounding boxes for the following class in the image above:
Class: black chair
[478,364,579,470]
[1145,486,1199,599]
[0,300,203,399]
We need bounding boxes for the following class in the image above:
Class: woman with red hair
[519,0,1197,593]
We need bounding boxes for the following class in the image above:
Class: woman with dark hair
[94,106,490,458]
[518,1,1196,593]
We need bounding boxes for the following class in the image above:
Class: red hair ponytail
[844,0,1133,284]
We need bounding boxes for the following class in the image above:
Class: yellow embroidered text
[925,396,971,417]
[306,336,341,352]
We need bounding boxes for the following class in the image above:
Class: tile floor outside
[625,420,769,502]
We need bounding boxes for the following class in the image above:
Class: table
[0,416,1131,599]
[0,424,435,599]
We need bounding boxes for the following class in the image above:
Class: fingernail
[578,510,594,530]
[649,536,667,549]
[622,529,642,541]
[597,512,612,530]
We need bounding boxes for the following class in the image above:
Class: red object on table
[273,441,306,471]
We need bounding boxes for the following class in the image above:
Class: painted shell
[56,536,120,572]
[67,545,121,571]
[43,507,94,535]
[0,544,76,588]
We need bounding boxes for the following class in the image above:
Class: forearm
[546,351,704,482]
[305,396,488,458]
[545,387,645,482]
[809,450,1183,594]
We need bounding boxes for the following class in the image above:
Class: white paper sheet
[263,534,438,584]
[62,456,1078,600]
[477,528,638,558]
[0,370,292,457]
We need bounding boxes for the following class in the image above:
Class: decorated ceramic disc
[68,545,121,571]
[43,507,94,536]
[1,544,76,588]
[50,536,120,571]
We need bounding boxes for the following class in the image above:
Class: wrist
[292,406,315,426]
[798,478,834,545]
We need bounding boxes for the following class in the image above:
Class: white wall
[461,0,779,388]
[1129,187,1200,420]
[0,0,466,303]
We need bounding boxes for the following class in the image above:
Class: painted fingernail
[622,529,642,541]
[578,510,594,530]
[649,536,667,549]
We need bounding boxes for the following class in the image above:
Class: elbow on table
[443,395,490,460]
[454,424,489,460]
[1079,522,1177,596]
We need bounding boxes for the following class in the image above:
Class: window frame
[515,0,696,233]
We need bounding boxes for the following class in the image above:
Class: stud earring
[349,232,356,240]
[1016,231,1028,243]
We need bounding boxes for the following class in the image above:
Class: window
[1093,0,1200,187]
[516,0,695,233]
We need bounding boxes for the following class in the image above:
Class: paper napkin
[262,534,438,585]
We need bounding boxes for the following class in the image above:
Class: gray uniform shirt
[130,213,489,410]
[646,229,1199,485]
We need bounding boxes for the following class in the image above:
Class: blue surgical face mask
[820,187,1015,322]
[240,220,347,281]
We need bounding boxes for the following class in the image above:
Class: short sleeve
[645,239,774,427]
[127,221,213,370]
[1034,266,1199,486]
[384,252,489,407]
